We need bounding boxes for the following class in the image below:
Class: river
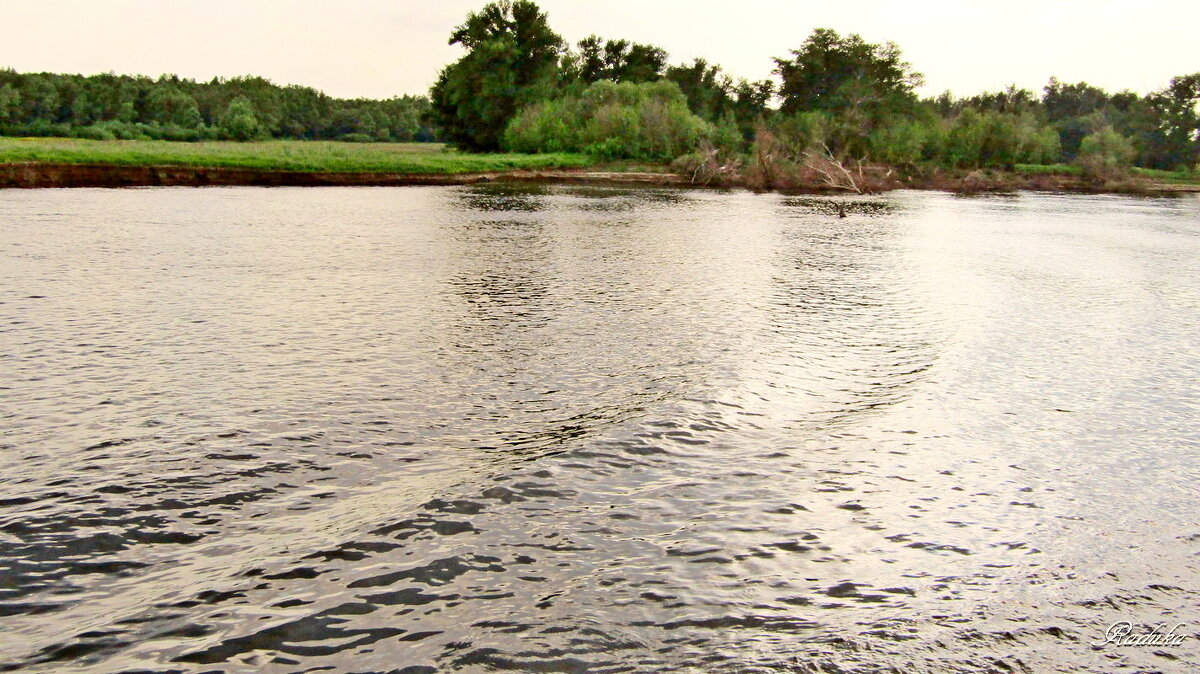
[1,185,1198,672]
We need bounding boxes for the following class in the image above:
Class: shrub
[771,111,831,156]
[502,80,711,161]
[1078,126,1136,179]
[220,96,263,141]
[941,109,1061,168]
[72,124,116,141]
[867,118,929,166]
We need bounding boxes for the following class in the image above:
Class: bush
[770,111,832,155]
[941,109,1061,168]
[21,120,72,138]
[867,118,930,166]
[503,80,711,161]
[72,124,116,141]
[220,96,263,141]
[708,115,744,156]
[1021,124,1062,165]
[1078,126,1136,179]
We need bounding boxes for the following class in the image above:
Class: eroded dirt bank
[0,163,691,189]
[2,161,1197,195]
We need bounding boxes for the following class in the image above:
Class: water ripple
[1,186,1197,672]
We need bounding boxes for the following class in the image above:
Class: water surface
[2,186,1198,672]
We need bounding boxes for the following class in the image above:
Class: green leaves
[430,0,564,152]
[220,96,262,141]
[502,80,710,161]
[774,29,922,119]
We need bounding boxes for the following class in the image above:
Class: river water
[1,185,1198,673]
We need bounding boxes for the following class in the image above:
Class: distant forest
[0,71,433,143]
[2,0,1197,177]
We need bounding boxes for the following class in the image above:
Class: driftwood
[802,144,864,194]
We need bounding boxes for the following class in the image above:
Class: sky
[3,0,1197,100]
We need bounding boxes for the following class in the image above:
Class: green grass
[1016,163,1200,184]
[1014,163,1082,176]
[0,137,595,174]
[1131,166,1200,184]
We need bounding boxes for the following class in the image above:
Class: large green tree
[774,28,922,118]
[666,59,733,121]
[1148,73,1200,169]
[429,0,564,151]
[1041,78,1110,159]
[145,85,202,128]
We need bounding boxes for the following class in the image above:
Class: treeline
[0,70,434,142]
[430,1,1200,175]
[429,1,773,159]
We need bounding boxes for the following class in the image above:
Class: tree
[146,85,202,128]
[220,96,261,141]
[964,85,1039,115]
[731,78,775,139]
[19,74,60,123]
[574,36,667,84]
[1042,78,1109,121]
[774,28,923,118]
[1042,78,1110,159]
[666,59,733,121]
[0,83,20,125]
[1148,73,1200,169]
[429,0,563,151]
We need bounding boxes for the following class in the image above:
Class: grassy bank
[1014,163,1200,185]
[0,138,593,174]
[2,137,1196,195]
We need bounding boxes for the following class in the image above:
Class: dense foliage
[502,80,711,160]
[429,0,564,152]
[0,70,433,142]
[568,36,668,85]
[774,28,922,120]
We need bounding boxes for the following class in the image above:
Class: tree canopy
[429,0,564,151]
[774,28,923,118]
[572,36,668,84]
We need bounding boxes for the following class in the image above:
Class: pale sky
[3,1,1197,100]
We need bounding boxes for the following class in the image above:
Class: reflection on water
[1,186,1198,672]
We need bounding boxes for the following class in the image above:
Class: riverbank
[0,162,688,189]
[1,137,1197,194]
[5,161,1197,196]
